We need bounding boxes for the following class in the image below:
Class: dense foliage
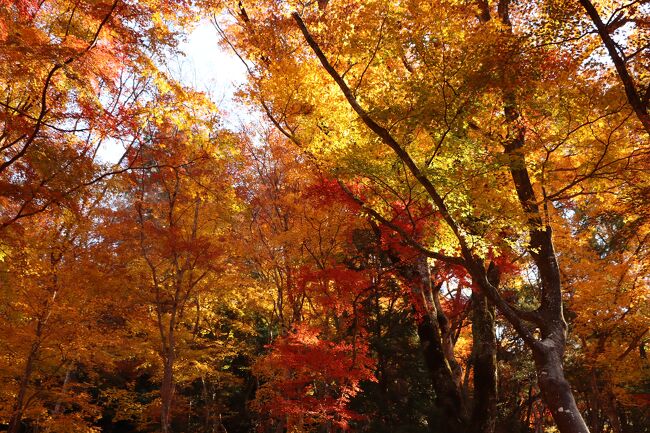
[1,0,649,433]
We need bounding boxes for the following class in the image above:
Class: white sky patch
[177,19,264,137]
[96,20,249,164]
[176,19,248,116]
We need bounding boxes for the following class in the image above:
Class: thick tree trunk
[503,133,592,433]
[504,140,592,433]
[500,56,592,433]
[160,351,175,433]
[532,335,590,433]
[470,291,498,433]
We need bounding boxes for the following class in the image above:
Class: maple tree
[234,130,378,431]
[0,191,120,433]
[1,0,649,432]
[96,88,245,432]
[215,1,649,432]
[0,0,206,230]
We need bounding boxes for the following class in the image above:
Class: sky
[97,20,249,163]
[176,19,248,117]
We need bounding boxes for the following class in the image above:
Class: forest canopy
[0,1,649,433]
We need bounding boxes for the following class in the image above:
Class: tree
[102,90,240,433]
[235,130,379,431]
[575,0,650,135]
[1,0,648,431]
[0,0,205,230]
[0,197,113,433]
[216,1,648,432]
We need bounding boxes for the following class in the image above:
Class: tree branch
[292,11,537,346]
[578,0,650,135]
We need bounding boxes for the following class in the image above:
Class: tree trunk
[53,366,72,415]
[8,319,44,433]
[9,261,59,433]
[503,135,592,433]
[158,279,178,433]
[470,290,498,433]
[587,371,603,433]
[160,348,176,433]
[532,336,590,433]
[604,389,623,433]
[491,3,594,428]
[412,256,467,433]
[416,314,467,433]
[8,344,38,433]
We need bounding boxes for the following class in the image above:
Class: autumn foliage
[1,0,649,433]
